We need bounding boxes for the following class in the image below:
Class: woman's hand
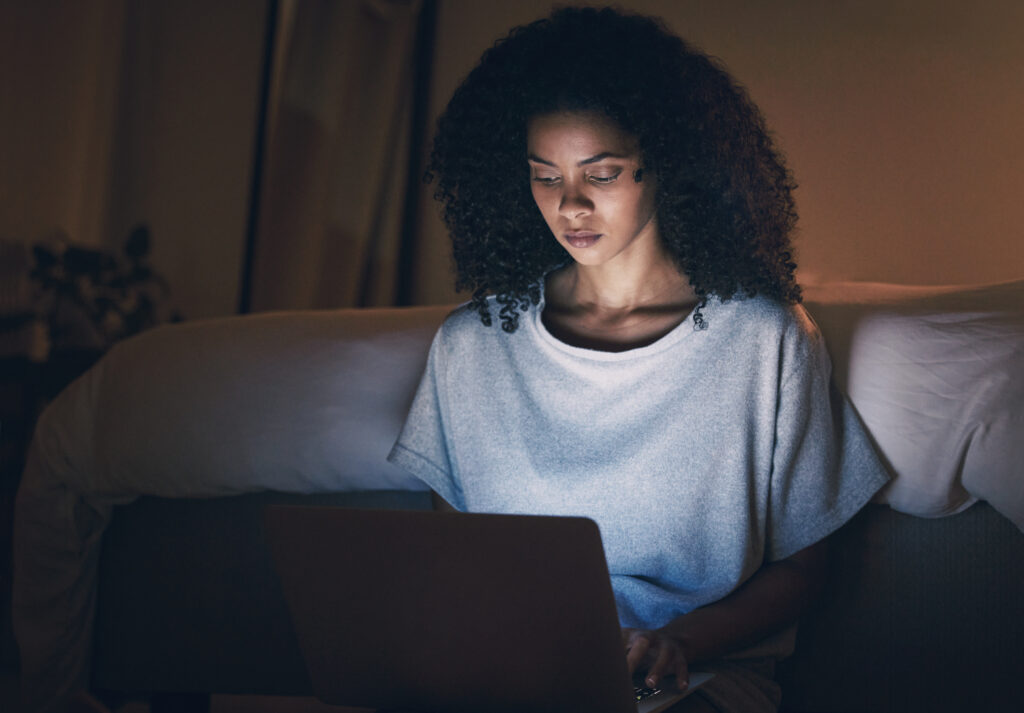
[620,540,829,694]
[623,627,691,691]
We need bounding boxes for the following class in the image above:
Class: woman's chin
[560,242,609,266]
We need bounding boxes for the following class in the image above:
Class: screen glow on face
[527,112,658,267]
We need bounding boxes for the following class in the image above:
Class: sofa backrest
[804,280,1023,529]
[35,305,451,499]
[36,280,1023,530]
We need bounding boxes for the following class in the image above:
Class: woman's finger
[645,639,675,688]
[674,651,690,691]
[624,632,651,676]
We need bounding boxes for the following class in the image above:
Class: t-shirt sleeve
[387,326,467,510]
[766,314,891,561]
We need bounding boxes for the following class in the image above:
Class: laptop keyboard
[635,683,664,702]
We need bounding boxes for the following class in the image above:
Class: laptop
[265,506,712,712]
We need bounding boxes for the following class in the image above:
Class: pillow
[804,280,1024,530]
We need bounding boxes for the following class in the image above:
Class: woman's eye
[529,170,621,185]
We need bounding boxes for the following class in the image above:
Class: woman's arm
[431,490,457,511]
[626,537,829,690]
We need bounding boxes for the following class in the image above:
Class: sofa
[13,280,1024,713]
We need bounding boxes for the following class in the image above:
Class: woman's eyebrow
[527,153,556,166]
[579,152,627,166]
[527,151,629,166]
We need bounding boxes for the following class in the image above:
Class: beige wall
[0,0,126,249]
[0,0,265,321]
[104,0,266,320]
[3,1,1022,316]
[410,0,1024,303]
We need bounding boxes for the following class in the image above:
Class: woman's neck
[542,255,698,352]
[559,261,693,312]
[549,228,696,309]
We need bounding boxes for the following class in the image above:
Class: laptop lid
[265,506,663,713]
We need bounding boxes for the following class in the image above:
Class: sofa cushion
[776,502,1024,712]
[804,280,1024,529]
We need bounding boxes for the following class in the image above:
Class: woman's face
[527,112,659,268]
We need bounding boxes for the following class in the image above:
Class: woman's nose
[558,187,593,218]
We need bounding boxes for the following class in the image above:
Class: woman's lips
[565,231,601,248]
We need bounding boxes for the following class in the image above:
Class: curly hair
[428,6,800,331]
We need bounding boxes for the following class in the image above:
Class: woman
[389,7,888,712]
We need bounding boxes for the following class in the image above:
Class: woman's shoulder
[438,301,481,330]
[718,293,820,340]
[712,294,826,374]
[434,297,534,347]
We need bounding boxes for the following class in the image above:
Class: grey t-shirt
[388,292,889,648]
